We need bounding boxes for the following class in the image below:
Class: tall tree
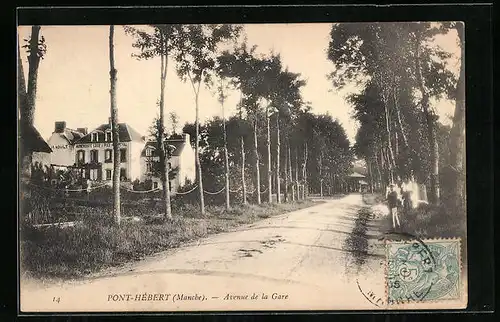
[19,26,47,173]
[217,78,231,210]
[169,111,180,135]
[448,23,466,208]
[125,25,179,219]
[174,24,241,215]
[413,30,440,204]
[109,25,121,226]
[24,26,46,126]
[18,38,27,123]
[328,22,457,203]
[216,41,258,205]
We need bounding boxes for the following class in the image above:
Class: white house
[46,121,87,168]
[140,133,196,193]
[73,118,145,182]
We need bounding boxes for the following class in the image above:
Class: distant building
[140,133,196,193]
[46,121,87,167]
[347,171,369,193]
[73,118,145,182]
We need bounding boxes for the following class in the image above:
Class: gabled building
[73,118,145,182]
[140,133,196,193]
[46,121,87,167]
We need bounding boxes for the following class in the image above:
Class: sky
[18,24,460,145]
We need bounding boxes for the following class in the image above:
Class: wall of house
[179,142,196,186]
[139,154,180,193]
[47,134,74,166]
[74,141,131,181]
[129,141,144,182]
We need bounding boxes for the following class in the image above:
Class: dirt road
[21,194,389,312]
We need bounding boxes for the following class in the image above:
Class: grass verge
[20,200,317,280]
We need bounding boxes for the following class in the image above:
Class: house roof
[142,139,186,157]
[60,128,85,144]
[75,123,144,144]
[19,122,52,153]
[349,172,366,178]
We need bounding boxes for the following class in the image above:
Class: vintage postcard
[18,21,467,312]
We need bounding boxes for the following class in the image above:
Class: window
[146,162,153,173]
[120,168,126,180]
[168,162,172,170]
[105,169,112,180]
[90,169,99,181]
[153,182,158,189]
[145,148,152,157]
[169,181,172,192]
[91,132,98,142]
[90,150,99,163]
[105,130,112,142]
[77,150,85,164]
[120,149,127,162]
[105,149,112,163]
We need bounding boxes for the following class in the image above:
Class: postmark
[385,238,462,305]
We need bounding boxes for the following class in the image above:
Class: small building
[140,133,196,194]
[46,121,87,168]
[73,118,145,182]
[347,171,369,193]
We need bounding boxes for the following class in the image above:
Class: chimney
[54,121,66,133]
[77,127,88,135]
[108,117,112,127]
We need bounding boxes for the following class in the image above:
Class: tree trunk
[449,24,466,208]
[368,159,374,193]
[393,86,410,148]
[319,152,323,197]
[195,89,205,214]
[275,114,281,203]
[302,141,308,199]
[240,136,247,205]
[26,25,41,127]
[284,141,288,202]
[288,143,294,202]
[238,94,247,205]
[18,39,28,123]
[415,33,440,205]
[383,98,395,183]
[253,116,261,204]
[266,106,272,203]
[159,36,172,220]
[109,25,121,226]
[18,37,31,174]
[295,149,300,200]
[221,86,230,210]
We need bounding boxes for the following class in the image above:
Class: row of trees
[327,22,465,208]
[124,25,353,220]
[182,110,352,206]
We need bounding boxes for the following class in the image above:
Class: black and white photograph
[18,21,467,311]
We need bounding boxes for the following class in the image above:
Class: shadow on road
[342,207,374,273]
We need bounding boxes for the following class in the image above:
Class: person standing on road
[387,184,401,229]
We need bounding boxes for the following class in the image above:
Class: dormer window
[105,130,112,142]
[145,148,152,157]
[91,132,98,142]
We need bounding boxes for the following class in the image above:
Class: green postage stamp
[385,238,462,305]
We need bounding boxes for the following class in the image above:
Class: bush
[380,200,466,239]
